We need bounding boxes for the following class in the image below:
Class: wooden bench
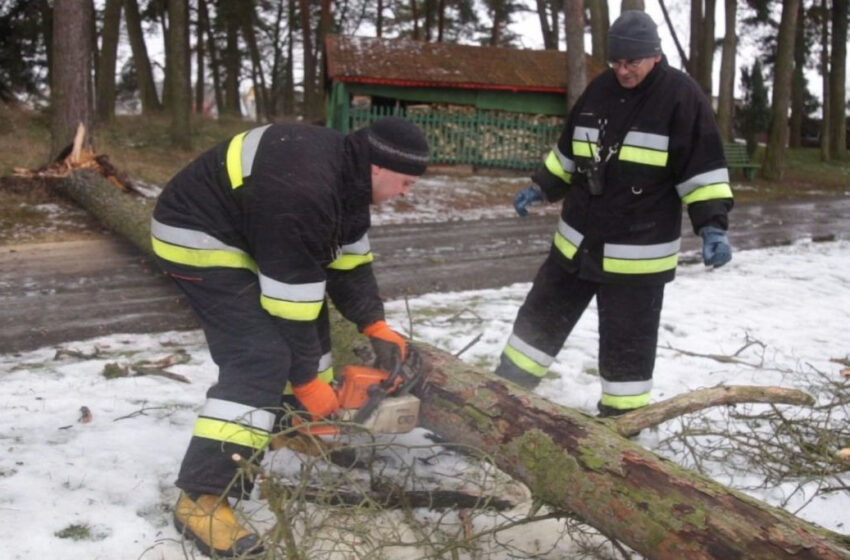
[723,142,761,180]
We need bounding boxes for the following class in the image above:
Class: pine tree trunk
[716,0,737,141]
[819,0,831,161]
[298,0,316,121]
[124,0,161,114]
[52,168,850,560]
[828,0,847,159]
[222,2,242,118]
[588,0,609,61]
[50,0,93,161]
[167,0,191,148]
[241,2,269,122]
[762,0,800,180]
[96,0,122,125]
[789,0,805,148]
[699,0,716,97]
[564,0,586,112]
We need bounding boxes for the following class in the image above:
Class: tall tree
[167,0,191,148]
[194,0,206,114]
[240,1,269,121]
[220,1,242,117]
[564,0,586,111]
[761,0,800,180]
[788,0,805,147]
[699,0,716,95]
[716,0,738,141]
[96,0,123,124]
[588,0,609,61]
[535,0,560,49]
[298,0,317,121]
[124,0,161,113]
[828,0,847,159]
[621,0,645,9]
[739,61,771,157]
[818,0,830,160]
[199,0,224,116]
[284,0,296,115]
[50,0,93,160]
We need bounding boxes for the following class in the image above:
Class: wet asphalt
[1,196,848,354]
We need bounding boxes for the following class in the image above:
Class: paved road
[2,196,848,354]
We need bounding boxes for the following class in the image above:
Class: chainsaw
[297,346,425,436]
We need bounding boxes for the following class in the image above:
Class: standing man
[496,11,733,417]
[151,117,428,557]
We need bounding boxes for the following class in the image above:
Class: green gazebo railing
[349,107,563,171]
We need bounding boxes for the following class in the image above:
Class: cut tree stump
[47,169,850,560]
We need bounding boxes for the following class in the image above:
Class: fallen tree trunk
[51,169,850,559]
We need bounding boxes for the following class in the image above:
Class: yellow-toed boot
[173,492,263,558]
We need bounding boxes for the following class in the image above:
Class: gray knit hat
[367,117,429,176]
[607,10,662,61]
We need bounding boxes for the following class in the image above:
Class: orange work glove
[291,377,340,419]
[363,320,407,370]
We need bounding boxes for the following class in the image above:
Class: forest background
[0,0,847,185]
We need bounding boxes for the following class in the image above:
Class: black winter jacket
[533,58,734,285]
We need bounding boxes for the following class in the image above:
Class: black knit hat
[367,117,429,176]
[608,10,662,61]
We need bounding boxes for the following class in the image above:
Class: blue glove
[513,185,544,217]
[700,226,732,268]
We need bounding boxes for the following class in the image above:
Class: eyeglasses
[609,58,646,71]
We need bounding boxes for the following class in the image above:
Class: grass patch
[54,523,108,542]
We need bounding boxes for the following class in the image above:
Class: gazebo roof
[325,35,606,94]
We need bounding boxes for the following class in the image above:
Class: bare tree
[240,1,269,122]
[564,0,586,111]
[715,0,737,141]
[96,0,122,124]
[828,0,847,159]
[167,0,191,148]
[221,1,241,117]
[198,0,223,117]
[761,0,800,180]
[124,0,160,113]
[698,0,716,95]
[50,0,93,160]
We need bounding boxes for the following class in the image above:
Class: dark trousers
[157,259,298,498]
[510,252,664,387]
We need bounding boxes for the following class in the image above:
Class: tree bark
[221,2,242,118]
[762,0,800,180]
[194,0,206,114]
[715,0,737,141]
[96,0,123,125]
[167,0,191,149]
[789,0,805,148]
[819,0,831,161]
[51,0,93,161]
[689,0,703,80]
[51,169,850,560]
[564,0,586,112]
[699,0,716,97]
[298,0,317,121]
[588,0,608,61]
[621,0,645,9]
[828,0,847,159]
[536,0,558,50]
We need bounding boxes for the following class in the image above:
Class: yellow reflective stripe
[544,151,572,183]
[553,230,579,260]
[260,296,323,321]
[503,345,548,378]
[600,392,651,410]
[283,367,334,395]
[151,237,257,271]
[226,132,247,189]
[571,140,597,159]
[681,182,734,205]
[327,253,374,270]
[603,254,679,274]
[618,146,668,167]
[193,417,270,449]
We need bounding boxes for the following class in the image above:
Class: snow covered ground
[1,192,849,558]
